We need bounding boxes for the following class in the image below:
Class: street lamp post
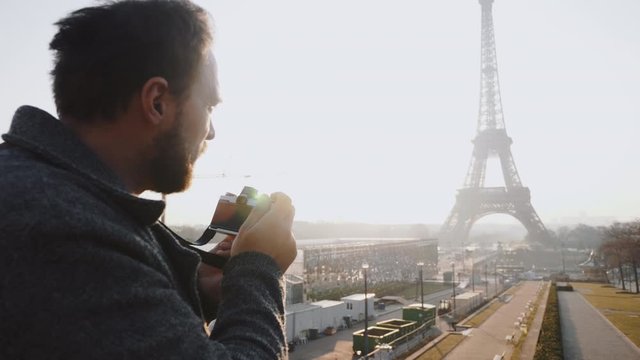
[417,262,424,309]
[493,261,498,298]
[484,262,488,296]
[472,264,475,292]
[462,249,466,274]
[561,241,566,275]
[450,262,456,324]
[470,250,475,292]
[362,262,369,358]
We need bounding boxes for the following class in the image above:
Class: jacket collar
[2,105,165,225]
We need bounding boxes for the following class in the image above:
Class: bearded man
[0,1,296,359]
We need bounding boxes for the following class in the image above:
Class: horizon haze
[1,0,639,228]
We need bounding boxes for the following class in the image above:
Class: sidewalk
[443,281,543,360]
[558,290,640,359]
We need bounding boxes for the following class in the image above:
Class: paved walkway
[558,291,640,360]
[444,282,542,360]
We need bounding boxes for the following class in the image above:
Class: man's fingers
[239,193,270,232]
[216,242,231,250]
[211,235,235,255]
[270,192,291,208]
[286,205,295,227]
[276,203,295,229]
[230,191,297,272]
[242,192,289,230]
[263,193,295,227]
[214,241,231,255]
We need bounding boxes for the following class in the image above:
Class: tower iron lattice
[440,0,550,248]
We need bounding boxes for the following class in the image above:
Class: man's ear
[141,77,170,125]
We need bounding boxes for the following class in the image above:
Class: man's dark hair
[50,0,212,121]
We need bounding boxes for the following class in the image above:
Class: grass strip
[465,301,502,327]
[413,333,465,360]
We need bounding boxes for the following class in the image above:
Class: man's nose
[206,120,215,140]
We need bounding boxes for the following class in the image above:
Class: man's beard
[148,116,205,194]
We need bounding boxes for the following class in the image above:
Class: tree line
[599,220,640,293]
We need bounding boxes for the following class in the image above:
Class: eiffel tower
[440,0,550,249]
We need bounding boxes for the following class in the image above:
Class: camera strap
[157,221,228,268]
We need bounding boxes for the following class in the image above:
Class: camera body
[208,186,258,235]
[176,186,260,267]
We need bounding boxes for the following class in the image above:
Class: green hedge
[308,281,449,302]
[308,281,413,301]
[534,284,563,360]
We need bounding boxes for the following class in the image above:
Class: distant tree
[555,226,570,246]
[527,229,556,248]
[567,224,606,250]
[600,239,627,290]
[601,221,640,293]
[542,229,560,250]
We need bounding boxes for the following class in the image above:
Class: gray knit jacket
[0,106,288,359]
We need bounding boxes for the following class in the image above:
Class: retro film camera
[178,186,259,268]
[209,186,259,236]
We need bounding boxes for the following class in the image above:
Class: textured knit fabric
[0,106,288,359]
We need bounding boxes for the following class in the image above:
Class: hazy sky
[1,1,639,228]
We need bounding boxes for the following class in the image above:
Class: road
[558,290,640,360]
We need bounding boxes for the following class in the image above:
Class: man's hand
[197,235,234,321]
[231,192,296,273]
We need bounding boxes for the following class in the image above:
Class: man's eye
[207,106,215,113]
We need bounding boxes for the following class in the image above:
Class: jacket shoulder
[0,145,114,223]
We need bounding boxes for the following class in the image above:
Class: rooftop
[285,303,318,314]
[341,293,375,301]
[406,303,437,309]
[311,300,344,308]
